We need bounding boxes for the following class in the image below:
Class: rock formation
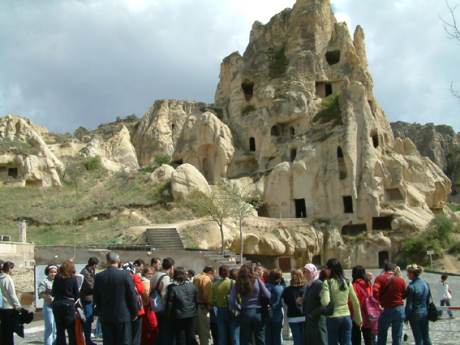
[171,163,211,200]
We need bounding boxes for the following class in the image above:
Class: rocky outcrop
[132,100,205,166]
[0,115,64,187]
[81,126,139,172]
[171,163,211,200]
[150,164,175,184]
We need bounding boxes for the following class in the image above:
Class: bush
[313,93,342,126]
[398,236,443,267]
[269,46,289,79]
[449,242,460,255]
[429,215,458,246]
[154,155,171,166]
[84,156,102,171]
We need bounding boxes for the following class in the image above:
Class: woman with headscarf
[39,265,58,345]
[302,263,327,345]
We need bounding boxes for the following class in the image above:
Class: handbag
[427,285,441,322]
[150,274,166,313]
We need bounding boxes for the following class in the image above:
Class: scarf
[304,263,319,286]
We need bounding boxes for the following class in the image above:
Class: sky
[0,0,459,133]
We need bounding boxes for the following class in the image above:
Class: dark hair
[441,274,448,281]
[173,267,187,283]
[326,258,348,291]
[219,265,229,278]
[203,266,214,274]
[150,257,161,266]
[319,269,328,282]
[88,257,99,267]
[142,267,154,277]
[59,260,76,279]
[352,265,369,283]
[44,264,58,276]
[268,269,283,285]
[2,261,14,273]
[134,259,145,267]
[187,269,195,278]
[162,257,175,270]
[383,262,396,272]
[229,268,238,280]
[236,265,255,297]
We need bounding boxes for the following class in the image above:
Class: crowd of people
[0,255,456,345]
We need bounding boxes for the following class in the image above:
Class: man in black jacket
[80,256,99,345]
[94,252,139,345]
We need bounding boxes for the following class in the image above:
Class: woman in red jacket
[123,263,145,345]
[141,267,158,345]
[351,266,375,345]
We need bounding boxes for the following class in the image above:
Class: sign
[427,250,435,255]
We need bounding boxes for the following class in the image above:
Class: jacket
[38,277,54,306]
[266,283,285,324]
[439,281,452,300]
[321,278,362,325]
[80,265,96,302]
[193,273,213,305]
[303,280,327,345]
[166,280,197,320]
[230,278,271,310]
[94,266,139,323]
[0,273,21,309]
[373,272,406,308]
[282,285,305,319]
[405,278,430,320]
[132,274,145,316]
[351,279,373,326]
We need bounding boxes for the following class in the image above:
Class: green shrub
[429,215,458,245]
[313,93,342,126]
[154,155,171,166]
[398,236,443,267]
[449,242,460,254]
[269,46,289,79]
[84,156,102,171]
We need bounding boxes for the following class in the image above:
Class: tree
[442,0,460,98]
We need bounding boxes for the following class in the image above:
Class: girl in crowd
[303,264,327,345]
[52,260,79,345]
[282,269,306,345]
[321,259,362,345]
[39,265,58,345]
[265,269,285,345]
[405,264,432,345]
[351,266,374,345]
[230,264,271,345]
[0,261,22,345]
[141,267,159,345]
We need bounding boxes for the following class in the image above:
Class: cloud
[0,0,459,132]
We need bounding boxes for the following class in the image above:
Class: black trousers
[52,301,76,345]
[352,323,374,345]
[102,321,132,345]
[0,309,17,345]
[173,317,197,345]
[132,317,142,345]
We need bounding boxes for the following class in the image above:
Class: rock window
[8,168,18,179]
[371,131,379,148]
[249,137,256,152]
[290,127,295,138]
[294,199,307,218]
[385,188,404,201]
[171,124,176,133]
[290,149,297,162]
[337,147,347,180]
[343,196,353,214]
[372,216,393,230]
[325,50,341,65]
[241,81,254,101]
[341,224,367,236]
[315,82,333,98]
[271,125,281,137]
[378,251,390,268]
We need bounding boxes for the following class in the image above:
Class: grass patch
[154,155,171,166]
[312,93,343,126]
[0,138,41,155]
[268,46,289,79]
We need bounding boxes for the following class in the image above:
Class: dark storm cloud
[0,0,459,132]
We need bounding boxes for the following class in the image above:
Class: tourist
[122,262,145,345]
[229,268,238,281]
[52,260,79,345]
[405,264,432,345]
[150,257,175,345]
[194,266,215,345]
[150,257,162,272]
[230,264,271,345]
[373,262,406,345]
[265,269,285,345]
[93,252,139,345]
[80,256,99,345]
[140,267,159,345]
[212,265,239,345]
[321,258,362,345]
[302,264,328,345]
[39,264,58,345]
[134,259,146,276]
[165,267,198,345]
[0,259,3,309]
[282,269,306,345]
[351,265,376,345]
[439,274,454,319]
[187,269,196,282]
[0,261,22,345]
[255,264,267,283]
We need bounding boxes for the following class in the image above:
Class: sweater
[38,277,54,306]
[321,278,362,325]
[0,273,21,309]
[373,272,406,308]
[230,278,271,310]
[52,275,79,302]
[266,283,285,324]
[193,273,213,305]
[282,285,306,320]
[211,278,233,308]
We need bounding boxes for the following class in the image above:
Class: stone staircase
[145,227,184,250]
[201,250,251,270]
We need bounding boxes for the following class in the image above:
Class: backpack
[355,283,382,336]
[149,273,167,313]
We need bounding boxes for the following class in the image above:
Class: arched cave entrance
[241,81,254,101]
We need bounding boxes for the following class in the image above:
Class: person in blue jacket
[265,269,285,345]
[405,264,432,345]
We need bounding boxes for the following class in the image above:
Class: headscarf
[304,263,319,286]
[122,262,135,274]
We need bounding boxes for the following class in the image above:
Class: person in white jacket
[439,274,454,319]
[0,261,22,345]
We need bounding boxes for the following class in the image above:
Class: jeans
[265,321,283,345]
[409,317,432,345]
[440,299,454,318]
[351,323,373,345]
[289,322,304,345]
[240,308,265,345]
[82,301,94,344]
[43,304,57,345]
[216,307,240,345]
[327,316,352,345]
[173,317,196,345]
[377,305,405,345]
[0,309,17,345]
[197,305,211,345]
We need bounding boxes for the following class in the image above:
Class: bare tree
[442,1,460,98]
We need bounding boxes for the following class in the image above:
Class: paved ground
[15,272,460,344]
